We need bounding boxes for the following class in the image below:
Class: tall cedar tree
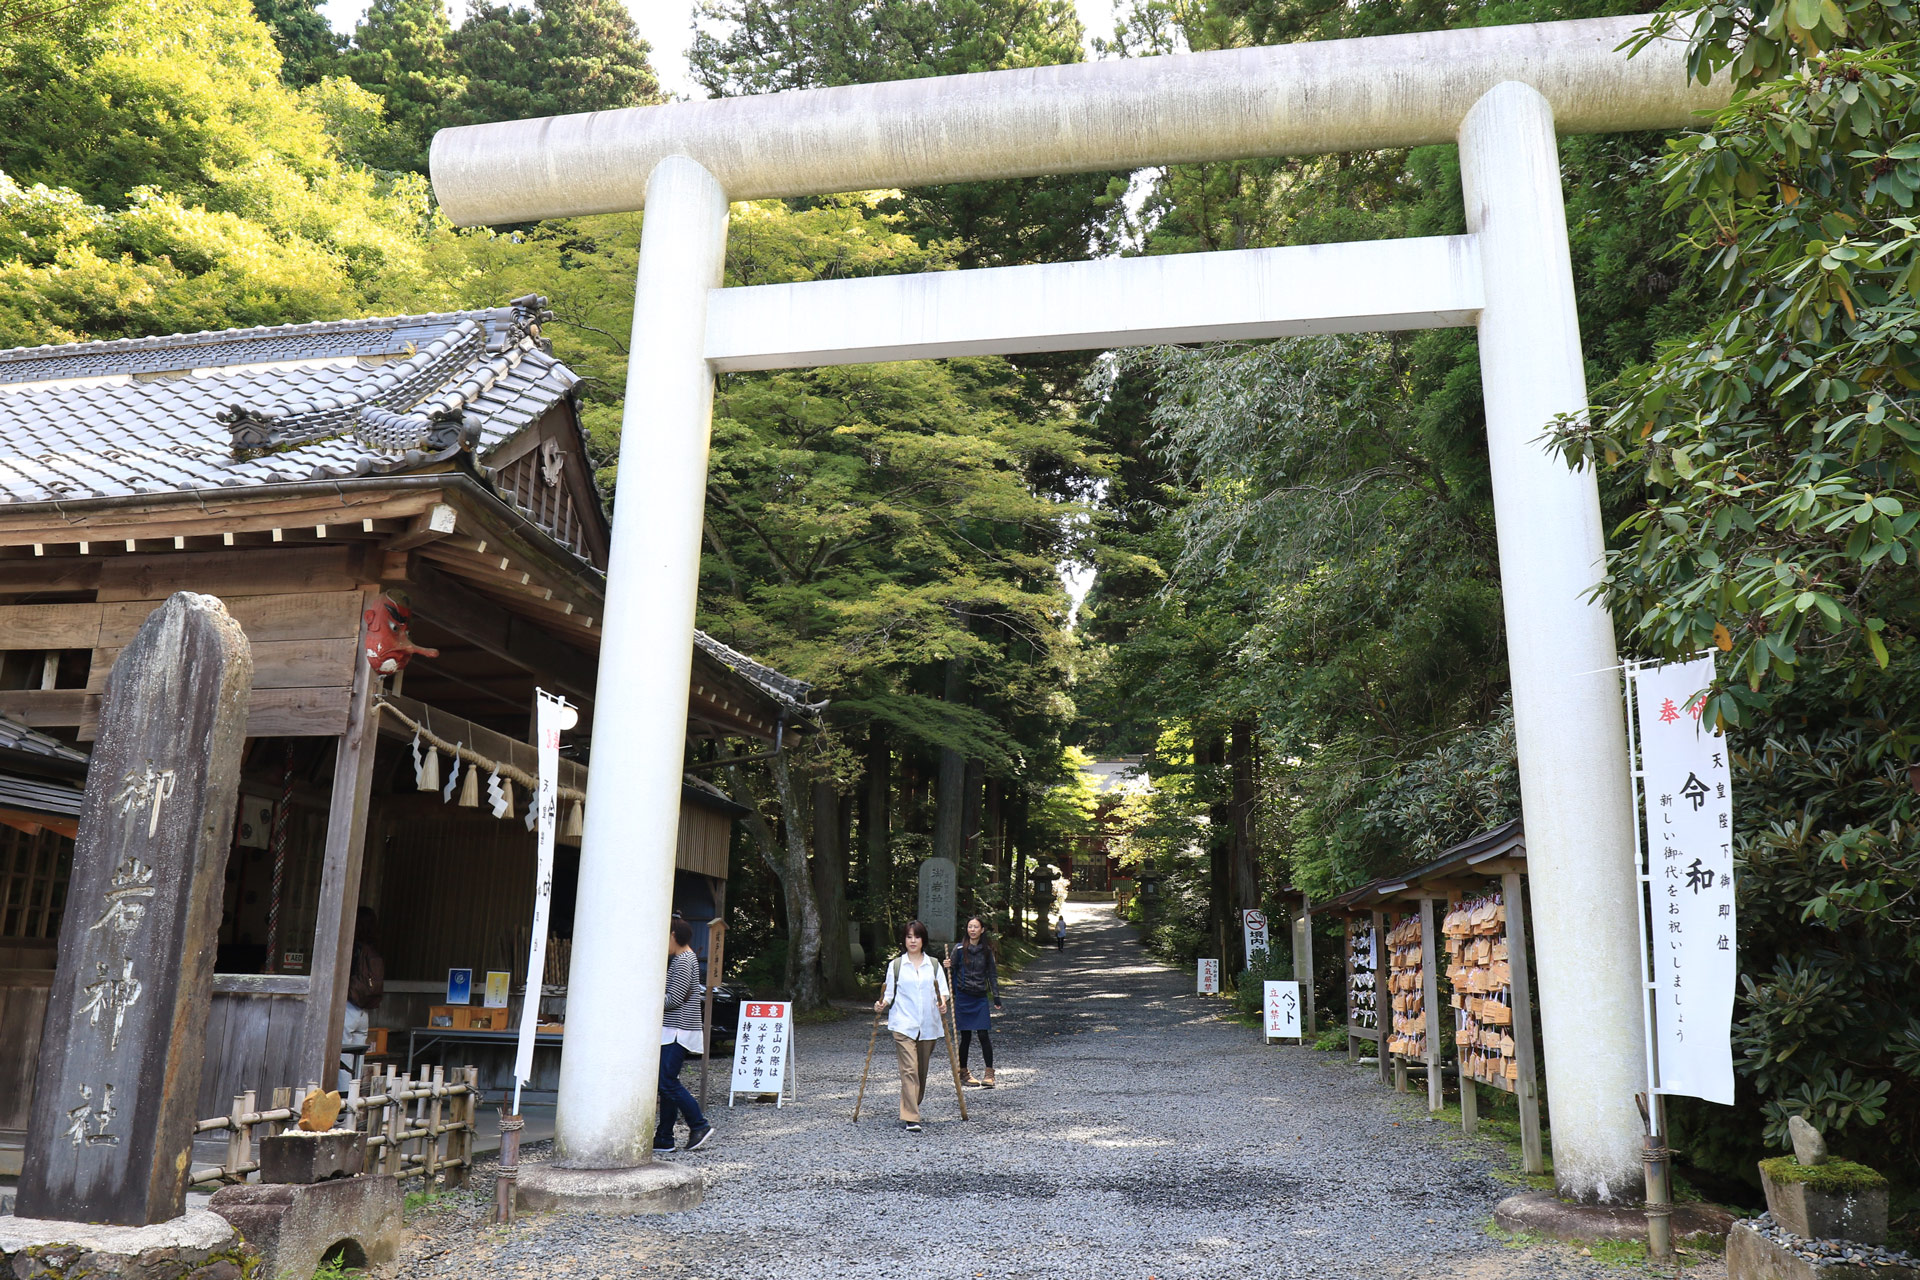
[451,0,662,126]
[250,0,341,84]
[334,0,466,171]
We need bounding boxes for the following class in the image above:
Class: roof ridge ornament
[220,308,544,461]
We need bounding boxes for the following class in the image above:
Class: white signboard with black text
[1630,655,1736,1106]
[1196,959,1220,994]
[1242,909,1270,964]
[729,1000,796,1106]
[1264,980,1302,1042]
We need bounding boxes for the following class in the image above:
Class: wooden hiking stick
[852,1006,884,1123]
[940,997,969,1121]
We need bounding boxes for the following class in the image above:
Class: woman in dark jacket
[944,915,1002,1087]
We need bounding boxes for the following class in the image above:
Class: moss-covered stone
[1760,1156,1889,1195]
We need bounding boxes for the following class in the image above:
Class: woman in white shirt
[874,919,951,1131]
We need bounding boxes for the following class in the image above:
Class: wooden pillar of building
[1418,895,1443,1113]
[298,591,380,1087]
[1503,871,1546,1174]
[1371,908,1390,1087]
[1291,893,1315,1039]
[1451,893,1479,1135]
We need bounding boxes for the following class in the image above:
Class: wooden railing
[190,1065,480,1187]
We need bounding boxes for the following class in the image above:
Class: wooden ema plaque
[16,593,252,1226]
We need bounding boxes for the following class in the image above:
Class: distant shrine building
[0,299,810,1171]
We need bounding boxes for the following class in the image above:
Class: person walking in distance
[945,914,1003,1087]
[875,920,951,1132]
[655,919,714,1154]
[1055,911,1067,950]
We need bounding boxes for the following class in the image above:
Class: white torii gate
[431,17,1727,1205]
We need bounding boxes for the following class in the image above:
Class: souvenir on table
[1442,892,1522,1092]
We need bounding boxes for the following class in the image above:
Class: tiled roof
[0,298,579,504]
[693,631,825,715]
[0,714,88,766]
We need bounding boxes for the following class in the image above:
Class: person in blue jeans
[654,919,713,1154]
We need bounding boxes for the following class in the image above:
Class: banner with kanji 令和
[1633,655,1736,1105]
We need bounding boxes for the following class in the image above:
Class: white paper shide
[1633,655,1736,1105]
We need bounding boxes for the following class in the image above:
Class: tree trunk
[984,779,1005,918]
[862,724,893,948]
[811,776,856,997]
[752,752,825,1011]
[932,661,966,880]
[1230,719,1259,927]
[1201,732,1234,971]
[961,758,985,901]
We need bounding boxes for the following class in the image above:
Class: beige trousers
[893,1032,936,1122]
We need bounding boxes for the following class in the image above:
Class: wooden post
[300,589,381,1089]
[700,921,726,1110]
[425,1065,443,1184]
[269,1086,292,1141]
[1419,896,1443,1113]
[227,1092,248,1179]
[1503,871,1545,1174]
[1344,918,1357,1061]
[1371,909,1391,1087]
[15,595,253,1225]
[386,1072,406,1176]
[1292,893,1316,1039]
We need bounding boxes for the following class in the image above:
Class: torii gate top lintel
[429,13,1726,227]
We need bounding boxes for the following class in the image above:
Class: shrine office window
[0,824,72,941]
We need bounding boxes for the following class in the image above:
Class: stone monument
[918,857,957,945]
[16,592,253,1226]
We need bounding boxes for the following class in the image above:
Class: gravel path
[389,903,1723,1280]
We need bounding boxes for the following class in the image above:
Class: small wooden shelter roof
[0,300,811,746]
[1314,819,1526,915]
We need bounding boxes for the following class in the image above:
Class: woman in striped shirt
[654,919,713,1154]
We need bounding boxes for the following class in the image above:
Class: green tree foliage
[1547,0,1920,1186]
[250,0,342,85]
[451,0,661,126]
[333,0,466,171]
[0,0,336,207]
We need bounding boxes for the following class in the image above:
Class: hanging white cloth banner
[513,688,577,1112]
[1630,655,1736,1105]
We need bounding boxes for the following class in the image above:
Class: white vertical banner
[1197,959,1220,994]
[1242,909,1270,963]
[514,688,577,1109]
[1631,655,1736,1105]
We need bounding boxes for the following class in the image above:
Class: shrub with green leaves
[1553,0,1920,1195]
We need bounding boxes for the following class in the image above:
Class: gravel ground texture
[382,902,1727,1280]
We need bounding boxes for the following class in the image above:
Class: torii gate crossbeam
[430,19,1729,1208]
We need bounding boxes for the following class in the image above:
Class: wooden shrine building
[0,299,813,1170]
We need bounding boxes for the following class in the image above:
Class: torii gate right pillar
[1462,82,1646,1203]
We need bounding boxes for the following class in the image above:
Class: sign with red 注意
[730,1001,795,1106]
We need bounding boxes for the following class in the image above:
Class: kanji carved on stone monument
[17,592,253,1226]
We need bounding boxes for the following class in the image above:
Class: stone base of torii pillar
[0,1210,249,1280]
[514,1161,705,1215]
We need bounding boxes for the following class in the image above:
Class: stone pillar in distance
[17,592,253,1226]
